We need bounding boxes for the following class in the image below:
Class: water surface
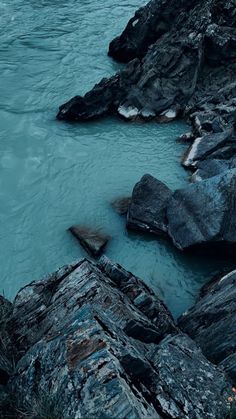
[0,0,234,317]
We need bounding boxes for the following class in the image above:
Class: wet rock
[167,169,236,251]
[3,258,231,418]
[128,170,236,253]
[57,0,236,131]
[178,269,236,382]
[69,225,110,257]
[150,333,230,418]
[127,174,172,235]
[111,197,131,215]
[191,157,236,181]
[183,128,236,169]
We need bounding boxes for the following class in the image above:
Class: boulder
[128,170,236,253]
[2,258,231,418]
[167,169,236,251]
[69,225,110,257]
[178,269,236,382]
[127,174,172,235]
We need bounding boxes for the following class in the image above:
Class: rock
[191,157,236,181]
[127,174,172,235]
[57,0,236,136]
[0,296,13,384]
[2,258,231,418]
[150,333,230,418]
[182,128,236,169]
[156,108,179,123]
[178,269,236,382]
[69,225,110,257]
[111,197,131,215]
[128,170,236,253]
[167,169,236,251]
[178,132,195,142]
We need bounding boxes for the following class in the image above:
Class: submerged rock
[178,269,236,382]
[111,197,131,215]
[69,225,110,257]
[127,174,171,235]
[1,258,231,418]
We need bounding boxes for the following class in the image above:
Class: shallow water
[0,0,234,318]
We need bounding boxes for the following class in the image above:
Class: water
[0,0,234,318]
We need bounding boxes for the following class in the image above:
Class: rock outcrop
[128,170,236,253]
[178,269,236,383]
[0,258,231,418]
[57,0,236,135]
[179,271,236,383]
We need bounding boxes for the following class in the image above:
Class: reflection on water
[0,0,234,317]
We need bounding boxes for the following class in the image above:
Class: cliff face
[0,257,233,418]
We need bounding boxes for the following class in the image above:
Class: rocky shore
[0,257,234,418]
[1,0,235,417]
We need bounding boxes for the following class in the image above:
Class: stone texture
[0,258,231,418]
[167,169,236,251]
[127,174,172,235]
[179,269,236,382]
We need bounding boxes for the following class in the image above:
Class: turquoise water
[0,0,234,317]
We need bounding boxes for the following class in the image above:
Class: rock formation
[127,170,236,253]
[179,269,236,383]
[0,258,232,418]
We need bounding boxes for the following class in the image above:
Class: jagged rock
[2,258,231,418]
[111,197,131,215]
[127,174,172,235]
[69,225,110,257]
[178,269,236,382]
[167,169,236,251]
[128,170,236,252]
[183,128,236,169]
[57,0,236,133]
[191,157,236,181]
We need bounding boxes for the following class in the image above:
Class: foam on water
[0,0,234,317]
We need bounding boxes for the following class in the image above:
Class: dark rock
[111,197,131,215]
[98,256,176,335]
[127,174,172,235]
[183,128,236,169]
[57,0,236,132]
[3,258,231,418]
[108,0,175,63]
[150,333,230,418]
[191,157,236,181]
[0,296,13,382]
[167,169,236,251]
[127,170,236,253]
[178,269,236,382]
[69,225,110,257]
